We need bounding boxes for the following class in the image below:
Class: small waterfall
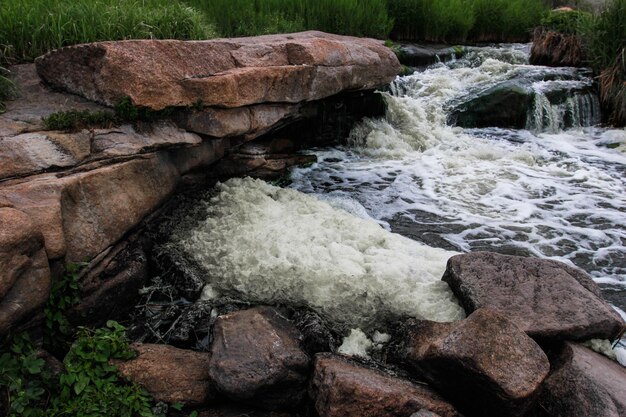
[526,85,601,133]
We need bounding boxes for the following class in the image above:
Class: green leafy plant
[0,333,51,417]
[1,322,165,417]
[43,263,83,352]
[52,321,155,417]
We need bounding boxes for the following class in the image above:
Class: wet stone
[394,308,550,417]
[208,306,310,410]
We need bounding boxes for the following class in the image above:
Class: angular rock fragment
[35,31,401,110]
[0,207,51,333]
[114,343,215,406]
[538,342,626,417]
[310,353,462,417]
[442,252,625,341]
[209,306,310,410]
[395,308,550,417]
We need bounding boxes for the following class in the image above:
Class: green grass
[0,0,217,65]
[185,0,393,38]
[0,66,17,113]
[470,0,546,42]
[387,0,547,42]
[0,0,551,66]
[581,0,626,125]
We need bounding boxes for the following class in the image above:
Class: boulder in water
[393,308,550,417]
[441,252,626,341]
[310,353,462,417]
[208,306,310,410]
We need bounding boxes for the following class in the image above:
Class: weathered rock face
[114,343,215,406]
[173,104,302,141]
[442,252,625,341]
[538,343,626,417]
[35,31,401,110]
[0,208,51,333]
[395,309,550,417]
[310,354,462,417]
[68,237,148,327]
[208,306,310,410]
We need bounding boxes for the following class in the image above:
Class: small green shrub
[540,9,593,34]
[43,264,83,353]
[0,322,158,417]
[42,110,117,131]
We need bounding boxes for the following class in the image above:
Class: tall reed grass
[581,0,626,125]
[185,0,393,39]
[470,0,546,42]
[388,0,547,42]
[0,0,216,64]
[387,0,475,42]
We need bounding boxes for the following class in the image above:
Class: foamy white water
[291,46,626,286]
[169,178,464,331]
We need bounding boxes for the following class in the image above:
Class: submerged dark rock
[448,80,534,129]
[441,252,625,342]
[393,309,550,417]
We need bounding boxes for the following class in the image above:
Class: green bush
[0,322,157,417]
[0,0,217,64]
[540,8,593,34]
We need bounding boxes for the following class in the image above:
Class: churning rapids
[167,44,625,360]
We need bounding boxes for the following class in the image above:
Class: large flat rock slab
[442,252,625,341]
[35,31,400,110]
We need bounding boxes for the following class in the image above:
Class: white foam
[338,329,373,358]
[170,178,465,331]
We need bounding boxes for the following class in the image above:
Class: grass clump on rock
[42,110,118,131]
